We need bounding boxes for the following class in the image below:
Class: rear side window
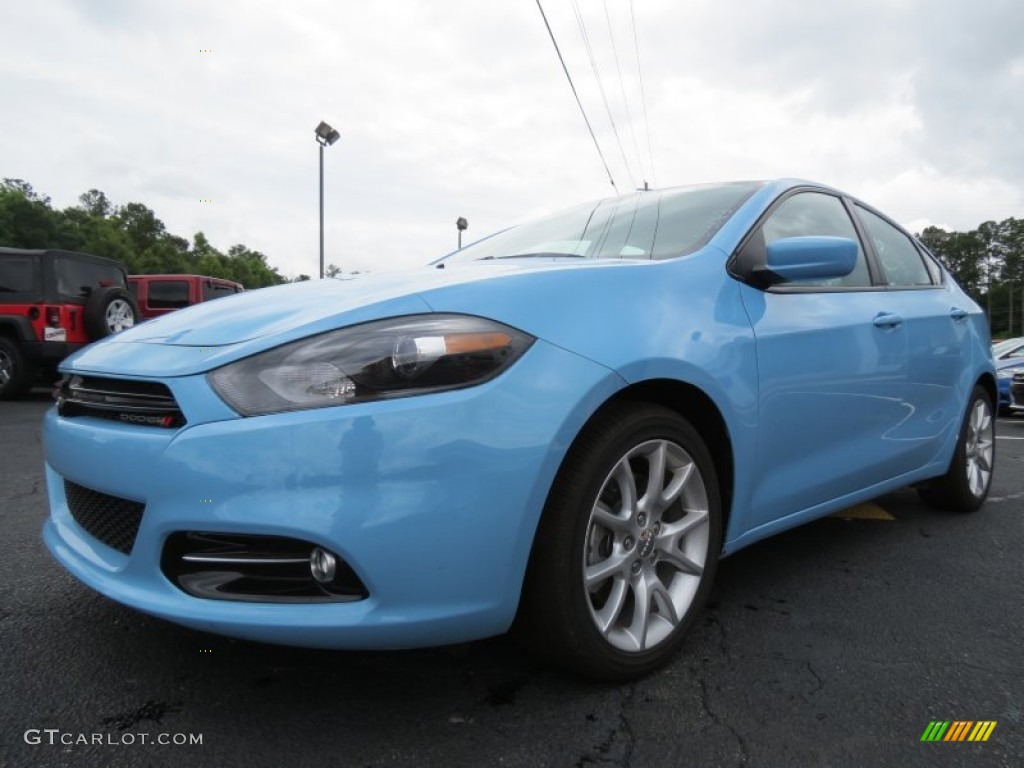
[202,281,238,301]
[855,206,934,287]
[147,281,190,309]
[0,256,36,293]
[55,258,126,298]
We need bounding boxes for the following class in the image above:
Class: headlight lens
[208,314,534,416]
[998,367,1020,380]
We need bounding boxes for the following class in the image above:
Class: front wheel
[918,385,994,512]
[516,403,723,681]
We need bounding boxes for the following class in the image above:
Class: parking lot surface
[2,392,1021,767]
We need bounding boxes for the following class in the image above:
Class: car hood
[115,261,611,347]
[61,258,639,377]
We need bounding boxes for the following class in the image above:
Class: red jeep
[0,247,139,398]
[128,274,243,320]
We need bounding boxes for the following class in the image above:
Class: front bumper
[43,339,620,648]
[1009,377,1024,412]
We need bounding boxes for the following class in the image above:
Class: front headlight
[208,314,534,416]
[997,367,1020,380]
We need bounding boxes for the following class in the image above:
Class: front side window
[754,192,871,288]
[147,280,190,309]
[441,182,762,264]
[855,206,934,287]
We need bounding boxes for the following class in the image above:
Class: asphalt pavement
[1,392,1021,768]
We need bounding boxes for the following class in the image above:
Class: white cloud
[0,0,1020,279]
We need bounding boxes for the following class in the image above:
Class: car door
[733,190,914,528]
[853,204,970,465]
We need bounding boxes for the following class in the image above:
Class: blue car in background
[992,337,1024,413]
[42,179,995,680]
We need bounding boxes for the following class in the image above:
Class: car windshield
[441,182,763,264]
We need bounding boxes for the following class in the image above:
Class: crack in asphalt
[697,673,749,767]
[0,479,39,504]
[100,700,183,731]
[805,660,824,697]
[702,601,732,661]
[573,683,638,768]
[618,682,637,768]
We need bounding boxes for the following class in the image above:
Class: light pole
[456,217,468,250]
[314,120,341,279]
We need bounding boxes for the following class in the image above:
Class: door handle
[873,313,903,329]
[950,307,968,321]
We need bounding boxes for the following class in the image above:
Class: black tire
[84,287,140,340]
[515,403,723,681]
[918,385,994,512]
[0,336,34,400]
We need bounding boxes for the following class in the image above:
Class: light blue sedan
[42,179,995,680]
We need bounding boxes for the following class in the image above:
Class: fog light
[310,547,337,584]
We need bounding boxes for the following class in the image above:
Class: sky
[1,0,1022,279]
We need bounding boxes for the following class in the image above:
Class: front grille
[65,480,145,554]
[56,375,185,428]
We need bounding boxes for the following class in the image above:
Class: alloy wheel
[582,439,710,652]
[965,397,994,498]
[105,299,136,333]
[0,348,11,386]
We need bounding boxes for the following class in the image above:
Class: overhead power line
[628,0,656,187]
[535,0,619,193]
[602,0,645,188]
[570,0,635,189]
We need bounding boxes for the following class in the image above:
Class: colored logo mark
[921,721,997,742]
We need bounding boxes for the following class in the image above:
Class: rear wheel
[516,403,722,681]
[0,337,33,400]
[918,385,994,512]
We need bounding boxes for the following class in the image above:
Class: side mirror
[760,236,858,285]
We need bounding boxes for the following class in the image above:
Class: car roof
[129,274,239,282]
[0,247,126,267]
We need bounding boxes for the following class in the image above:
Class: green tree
[78,189,112,218]
[0,180,291,288]
[0,179,59,247]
